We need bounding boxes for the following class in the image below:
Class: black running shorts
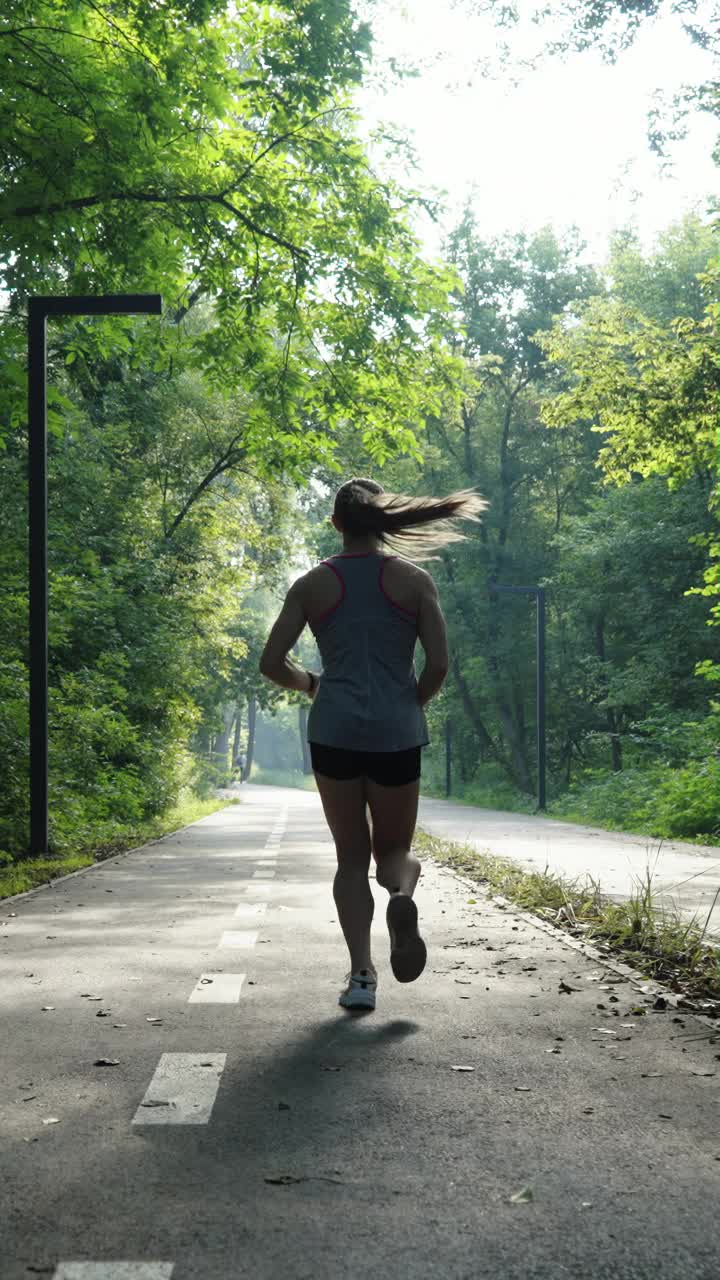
[309,742,422,786]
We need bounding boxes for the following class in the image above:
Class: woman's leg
[365,774,422,897]
[314,769,376,976]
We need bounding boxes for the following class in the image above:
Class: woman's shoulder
[380,555,428,613]
[299,560,344,621]
[298,554,430,619]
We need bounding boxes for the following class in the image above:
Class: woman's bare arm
[415,572,449,707]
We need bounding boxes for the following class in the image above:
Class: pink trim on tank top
[311,559,346,623]
[379,556,417,618]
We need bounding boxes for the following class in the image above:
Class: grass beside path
[414,826,720,1015]
[0,792,237,901]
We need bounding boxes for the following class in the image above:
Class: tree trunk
[212,703,236,775]
[243,698,257,781]
[607,708,623,772]
[563,731,573,786]
[495,692,534,793]
[450,654,502,764]
[232,706,243,767]
[594,615,622,771]
[298,704,313,774]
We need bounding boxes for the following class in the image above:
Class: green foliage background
[1,0,719,868]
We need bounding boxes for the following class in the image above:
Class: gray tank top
[306,552,430,752]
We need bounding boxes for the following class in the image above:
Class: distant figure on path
[259,478,488,1011]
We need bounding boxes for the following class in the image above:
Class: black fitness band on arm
[306,670,318,694]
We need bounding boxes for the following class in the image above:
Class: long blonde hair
[333,478,489,561]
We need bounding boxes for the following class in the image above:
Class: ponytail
[333,478,489,561]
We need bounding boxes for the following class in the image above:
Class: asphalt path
[2,783,720,1280]
[418,796,720,936]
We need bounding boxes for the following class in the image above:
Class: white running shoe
[338,969,377,1010]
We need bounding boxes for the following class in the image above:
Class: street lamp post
[28,294,163,856]
[488,583,546,811]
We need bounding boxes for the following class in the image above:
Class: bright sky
[352,0,719,268]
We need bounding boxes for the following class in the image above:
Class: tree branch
[6,187,310,261]
[228,105,352,188]
[164,436,248,538]
[75,0,160,70]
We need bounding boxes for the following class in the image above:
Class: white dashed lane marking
[188,973,246,1003]
[218,930,258,947]
[131,1054,225,1125]
[53,1266,174,1279]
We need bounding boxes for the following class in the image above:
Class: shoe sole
[339,992,376,1010]
[387,894,427,983]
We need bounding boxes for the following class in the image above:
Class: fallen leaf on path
[514,1086,532,1092]
[509,1186,533,1203]
[41,1006,54,1012]
[641,1072,663,1078]
[93,1058,119,1067]
[591,1028,616,1035]
[451,1065,475,1072]
[658,1113,672,1120]
[690,1071,715,1077]
[140,1099,174,1108]
[559,981,577,994]
[146,1017,163,1024]
[41,1117,60,1125]
[113,1023,127,1028]
[265,1174,304,1185]
[95,1010,110,1017]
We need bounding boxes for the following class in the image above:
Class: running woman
[259,478,488,1011]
